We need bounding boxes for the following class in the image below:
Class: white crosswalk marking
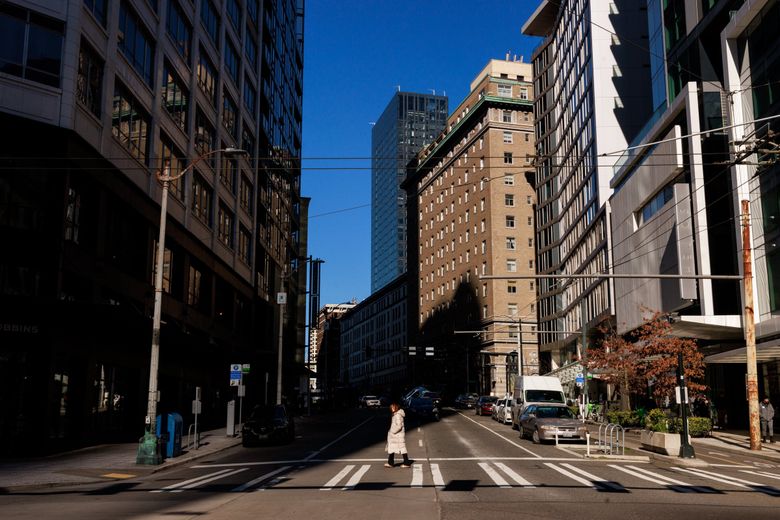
[609,464,694,489]
[493,462,535,487]
[430,463,445,489]
[411,463,424,488]
[152,468,234,493]
[545,463,592,487]
[740,470,780,481]
[176,468,248,491]
[478,462,510,488]
[320,465,355,491]
[674,467,780,495]
[232,466,291,492]
[560,463,622,490]
[342,464,371,490]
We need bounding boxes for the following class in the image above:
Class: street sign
[575,373,585,384]
[242,364,251,373]
[277,292,287,304]
[230,364,241,372]
[230,363,242,386]
[230,378,240,387]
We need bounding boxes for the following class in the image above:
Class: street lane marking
[177,468,248,491]
[478,462,510,488]
[342,464,371,490]
[740,470,780,481]
[103,473,135,479]
[411,463,424,488]
[623,465,692,486]
[545,463,592,487]
[418,439,423,448]
[305,417,375,461]
[232,465,291,492]
[674,467,780,495]
[430,463,445,489]
[609,465,701,492]
[457,412,541,458]
[320,465,355,490]
[560,463,624,491]
[708,451,732,458]
[494,462,535,487]
[152,469,233,492]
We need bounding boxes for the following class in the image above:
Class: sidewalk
[0,426,242,492]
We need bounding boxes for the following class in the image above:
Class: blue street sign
[575,373,585,384]
[230,371,242,380]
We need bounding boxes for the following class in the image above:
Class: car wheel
[532,428,541,444]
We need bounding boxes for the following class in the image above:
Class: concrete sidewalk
[0,426,242,492]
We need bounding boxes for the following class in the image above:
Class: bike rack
[596,422,624,455]
[186,424,200,451]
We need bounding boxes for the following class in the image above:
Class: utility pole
[517,317,523,376]
[742,199,761,450]
[677,351,695,458]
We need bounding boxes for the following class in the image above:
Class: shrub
[606,410,642,427]
[670,417,712,437]
[644,408,670,433]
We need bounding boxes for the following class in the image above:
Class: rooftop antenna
[395,85,401,92]
[429,89,436,95]
[505,51,511,60]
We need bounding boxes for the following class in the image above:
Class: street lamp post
[136,147,247,465]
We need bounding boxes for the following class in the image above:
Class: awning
[705,340,780,364]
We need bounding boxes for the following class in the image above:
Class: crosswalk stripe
[320,465,355,491]
[151,468,234,493]
[177,468,248,491]
[232,466,291,492]
[342,464,371,490]
[560,463,624,491]
[478,462,510,488]
[494,462,535,487]
[672,466,780,495]
[740,470,780,481]
[430,463,445,489]
[411,464,424,488]
[623,465,691,486]
[545,463,592,487]
[609,465,690,488]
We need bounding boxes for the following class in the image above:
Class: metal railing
[595,422,625,456]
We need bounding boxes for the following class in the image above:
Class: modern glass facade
[371,92,448,292]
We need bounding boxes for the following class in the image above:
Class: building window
[497,84,512,97]
[191,174,213,226]
[161,62,188,132]
[506,259,517,272]
[197,49,217,105]
[118,2,155,85]
[528,216,532,225]
[247,0,258,27]
[520,87,528,100]
[481,240,486,254]
[64,188,80,243]
[224,38,240,85]
[529,259,534,269]
[502,110,512,123]
[238,225,251,264]
[167,0,191,62]
[226,0,241,32]
[250,75,270,123]
[219,151,237,193]
[112,82,150,163]
[151,240,172,293]
[84,0,108,27]
[241,126,255,167]
[157,132,185,199]
[76,40,103,117]
[217,203,234,248]
[200,0,219,48]
[504,173,515,186]
[245,34,257,65]
[240,175,253,215]
[506,237,516,250]
[503,131,513,144]
[527,195,532,204]
[504,152,513,164]
[195,109,215,158]
[638,184,674,225]
[0,4,64,87]
[187,265,202,306]
[505,194,515,207]
[508,303,518,316]
[222,91,238,139]
[506,215,515,228]
[507,282,517,294]
[525,133,530,142]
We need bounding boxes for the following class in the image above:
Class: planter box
[640,430,691,456]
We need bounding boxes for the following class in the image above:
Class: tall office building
[405,59,537,396]
[522,1,652,381]
[0,0,306,453]
[371,92,448,293]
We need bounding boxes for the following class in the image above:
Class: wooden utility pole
[741,199,761,451]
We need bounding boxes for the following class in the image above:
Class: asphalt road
[2,408,780,519]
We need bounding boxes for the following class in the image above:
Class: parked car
[492,398,506,421]
[517,403,588,444]
[475,395,497,416]
[242,405,295,446]
[511,375,566,430]
[359,395,381,408]
[454,393,478,409]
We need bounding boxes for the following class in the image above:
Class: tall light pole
[137,147,247,465]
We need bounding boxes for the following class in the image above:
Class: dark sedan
[475,395,497,416]
[242,404,295,446]
[518,404,587,444]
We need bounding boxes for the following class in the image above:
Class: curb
[150,437,243,474]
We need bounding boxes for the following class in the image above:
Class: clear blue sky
[301,1,541,306]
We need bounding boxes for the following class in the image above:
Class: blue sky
[301,1,541,306]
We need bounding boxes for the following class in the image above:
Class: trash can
[155,412,183,459]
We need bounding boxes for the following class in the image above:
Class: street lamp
[137,147,247,465]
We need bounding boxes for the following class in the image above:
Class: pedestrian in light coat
[385,402,411,468]
[760,397,774,443]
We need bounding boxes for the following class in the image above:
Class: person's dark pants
[388,452,410,465]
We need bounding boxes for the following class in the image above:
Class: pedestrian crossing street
[149,460,780,497]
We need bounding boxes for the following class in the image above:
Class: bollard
[586,431,591,457]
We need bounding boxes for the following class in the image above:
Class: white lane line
[232,466,291,492]
[560,463,622,490]
[494,462,535,487]
[151,468,234,492]
[708,451,732,458]
[320,465,355,491]
[478,462,510,488]
[418,427,421,433]
[545,463,593,487]
[430,463,445,489]
[624,465,692,486]
[176,468,248,491]
[418,439,423,448]
[411,463,424,488]
[740,470,780,481]
[457,412,541,458]
[609,465,689,488]
[342,464,371,491]
[673,467,763,490]
[305,417,375,461]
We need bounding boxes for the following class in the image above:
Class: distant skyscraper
[371,92,448,292]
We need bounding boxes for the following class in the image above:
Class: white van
[510,376,566,430]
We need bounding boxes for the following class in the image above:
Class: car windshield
[534,406,575,419]
[479,396,497,403]
[250,406,285,420]
[525,390,564,403]
[422,392,440,399]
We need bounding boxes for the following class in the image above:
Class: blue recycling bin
[155,412,183,459]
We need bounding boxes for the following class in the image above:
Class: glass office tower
[371,92,448,292]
